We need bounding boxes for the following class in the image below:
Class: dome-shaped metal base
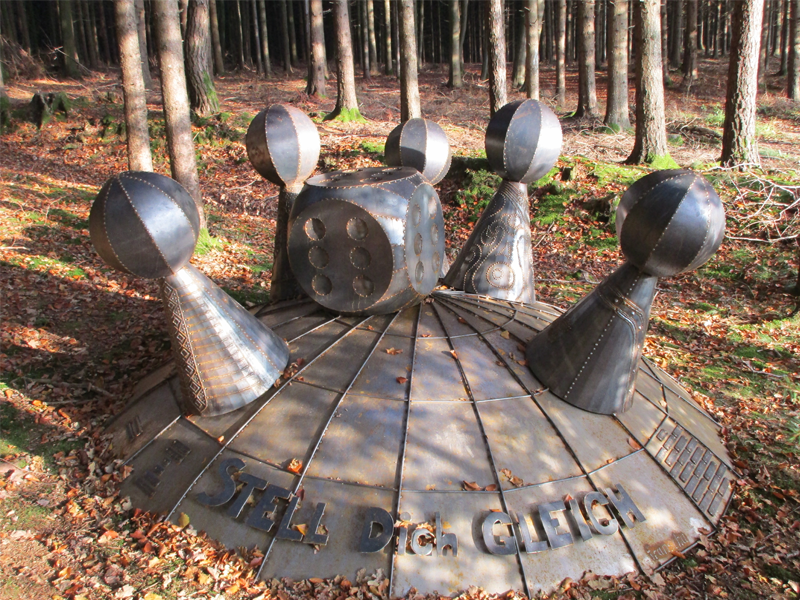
[107,292,734,596]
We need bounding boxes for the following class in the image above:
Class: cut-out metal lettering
[246,484,292,531]
[567,497,593,541]
[513,511,547,553]
[305,502,329,546]
[227,473,267,519]
[482,512,517,555]
[126,415,143,441]
[410,528,433,556]
[275,495,303,541]
[435,512,457,557]
[584,492,619,535]
[359,507,394,553]
[605,484,646,527]
[196,458,245,507]
[539,501,573,549]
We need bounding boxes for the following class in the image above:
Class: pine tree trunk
[0,4,6,98]
[417,0,425,66]
[449,0,463,88]
[626,0,670,164]
[779,0,789,74]
[251,0,263,74]
[394,1,401,77]
[721,0,764,165]
[152,0,204,223]
[790,0,800,98]
[98,2,112,65]
[556,0,567,104]
[525,0,544,99]
[683,0,699,87]
[512,5,527,88]
[461,0,469,66]
[59,0,81,78]
[186,0,219,117]
[235,0,245,68]
[75,0,89,68]
[288,0,298,65]
[209,0,225,75]
[179,0,189,36]
[605,0,630,128]
[87,1,101,68]
[258,0,272,78]
[15,1,31,51]
[670,0,683,66]
[115,0,153,172]
[327,0,361,120]
[760,0,772,80]
[241,0,252,65]
[368,0,378,74]
[576,0,598,117]
[361,0,371,79]
[487,0,507,115]
[399,0,421,120]
[385,0,394,74]
[307,0,326,96]
[279,0,293,74]
[135,0,153,89]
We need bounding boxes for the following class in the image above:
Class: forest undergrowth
[0,60,799,599]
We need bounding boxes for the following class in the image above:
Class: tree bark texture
[115,0,153,172]
[512,6,527,88]
[556,0,567,105]
[306,0,326,96]
[384,0,394,74]
[627,0,670,164]
[487,0,508,115]
[449,0,463,88]
[59,0,81,78]
[251,0,263,74]
[367,0,378,75]
[258,0,272,78]
[683,0,699,85]
[605,0,631,129]
[525,0,544,99]
[576,0,598,117]
[280,0,293,74]
[134,0,153,88]
[86,1,101,68]
[329,0,361,118]
[185,0,219,117]
[721,0,765,166]
[399,0,421,120]
[208,0,225,75]
[790,0,800,98]
[152,0,204,221]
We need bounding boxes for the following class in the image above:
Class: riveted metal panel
[409,337,468,402]
[301,329,382,392]
[350,334,415,400]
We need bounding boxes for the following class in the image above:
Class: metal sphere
[89,171,200,279]
[246,104,320,188]
[287,167,445,315]
[617,169,726,278]
[485,99,563,184]
[385,118,452,184]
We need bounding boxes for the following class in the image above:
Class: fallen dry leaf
[462,481,481,491]
[287,458,303,474]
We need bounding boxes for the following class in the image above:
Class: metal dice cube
[287,167,445,315]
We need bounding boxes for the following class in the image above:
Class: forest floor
[0,58,799,600]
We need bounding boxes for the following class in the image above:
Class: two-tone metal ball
[246,104,320,189]
[287,167,445,315]
[616,169,726,277]
[89,171,200,279]
[385,118,452,185]
[485,99,562,184]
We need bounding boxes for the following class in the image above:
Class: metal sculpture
[444,100,562,303]
[246,104,321,301]
[287,167,445,315]
[90,171,289,417]
[526,170,726,415]
[385,118,452,185]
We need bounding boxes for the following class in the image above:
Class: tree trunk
[760,0,772,80]
[186,0,219,116]
[790,0,800,98]
[525,0,544,99]
[367,0,378,74]
[235,0,245,68]
[258,0,272,78]
[512,4,527,88]
[556,0,567,104]
[683,0,699,86]
[670,0,683,66]
[134,0,153,89]
[361,0,371,79]
[449,0,463,88]
[251,0,263,74]
[605,0,631,128]
[86,1,101,68]
[327,0,361,120]
[179,0,189,36]
[307,0,326,96]
[399,0,421,120]
[626,0,670,164]
[576,0,598,117]
[98,2,112,65]
[241,0,252,65]
[288,0,298,65]
[487,0,507,115]
[384,0,394,74]
[152,0,204,223]
[59,0,81,78]
[0,3,6,98]
[779,0,789,74]
[417,0,424,66]
[209,0,225,75]
[115,0,153,172]
[279,0,293,74]
[75,0,89,68]
[721,0,764,165]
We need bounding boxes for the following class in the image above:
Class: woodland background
[0,1,800,599]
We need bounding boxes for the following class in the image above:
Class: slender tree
[134,0,153,89]
[556,0,567,105]
[86,1,101,68]
[721,0,765,166]
[626,0,671,164]
[525,0,545,99]
[208,0,225,75]
[185,0,219,116]
[576,0,599,117]
[326,0,362,121]
[251,0,263,74]
[683,0,699,87]
[59,0,81,78]
[306,0,326,96]
[258,0,272,78]
[280,0,293,74]
[449,0,463,88]
[399,0,421,120]
[115,0,153,172]
[384,0,394,75]
[487,0,508,115]
[152,0,204,222]
[512,5,527,88]
[605,0,631,129]
[367,0,378,75]
[790,0,800,98]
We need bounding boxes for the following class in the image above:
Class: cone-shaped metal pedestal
[444,180,535,303]
[526,263,657,415]
[160,264,290,416]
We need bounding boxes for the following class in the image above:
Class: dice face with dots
[287,167,445,315]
